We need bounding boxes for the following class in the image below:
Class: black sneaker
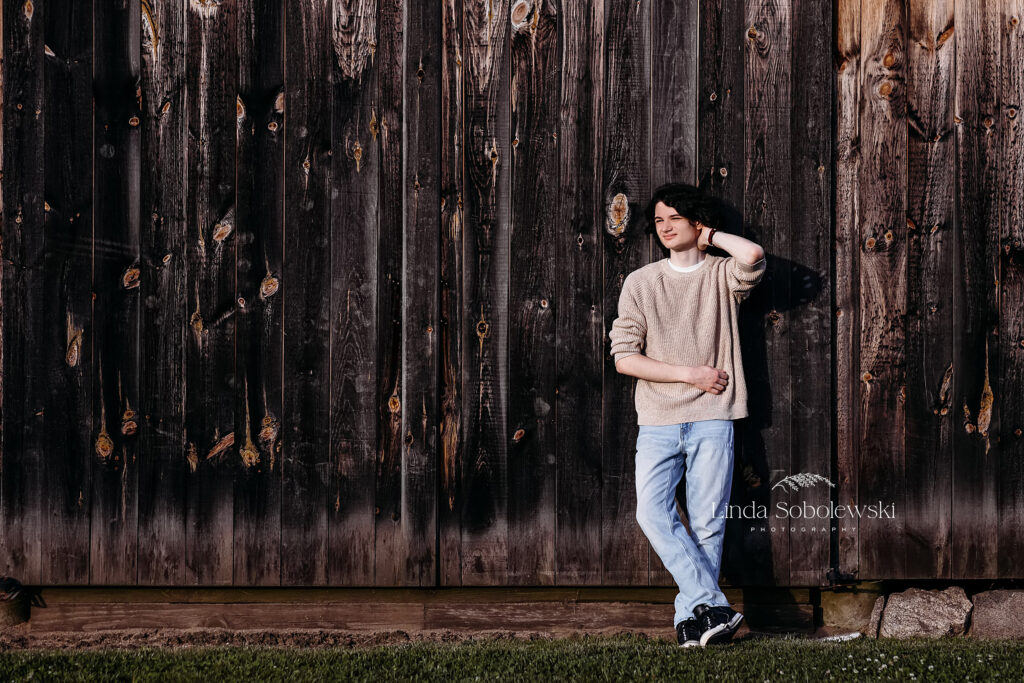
[693,603,744,646]
[675,617,701,648]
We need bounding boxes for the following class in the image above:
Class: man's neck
[667,249,705,269]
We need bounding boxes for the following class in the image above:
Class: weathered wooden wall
[0,0,1020,588]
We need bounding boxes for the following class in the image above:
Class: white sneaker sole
[699,612,744,647]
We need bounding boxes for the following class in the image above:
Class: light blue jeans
[634,420,735,627]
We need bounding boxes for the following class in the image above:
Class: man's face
[653,201,700,251]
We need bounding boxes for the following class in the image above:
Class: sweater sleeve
[725,255,767,294]
[608,275,647,364]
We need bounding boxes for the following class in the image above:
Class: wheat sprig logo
[771,473,835,493]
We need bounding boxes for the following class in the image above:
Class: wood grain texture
[997,0,1024,577]
[373,0,405,586]
[858,0,908,580]
[91,0,141,586]
[745,0,793,586]
[400,0,442,586]
[601,0,649,586]
[459,0,511,585]
[185,0,238,586]
[648,0,698,589]
[1,0,45,583]
[553,0,604,585]
[438,0,466,587]
[138,0,188,587]
[904,0,955,580]
[328,0,377,587]
[41,0,94,584]
[281,0,331,585]
[834,0,861,583]
[507,0,558,585]
[234,0,284,586]
[788,0,832,587]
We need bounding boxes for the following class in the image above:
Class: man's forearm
[615,354,691,383]
[710,230,765,264]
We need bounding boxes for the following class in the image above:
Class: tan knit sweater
[608,253,767,425]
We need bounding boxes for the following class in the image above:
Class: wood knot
[882,52,895,68]
[190,310,204,334]
[212,222,233,242]
[884,230,894,242]
[122,267,141,289]
[388,395,401,414]
[606,193,630,236]
[1015,428,1022,437]
[879,81,893,98]
[513,428,525,443]
[260,274,280,298]
[240,442,259,468]
[861,371,873,382]
[476,319,489,339]
[710,91,718,102]
[768,310,781,324]
[129,116,140,127]
[747,26,758,40]
[236,95,245,119]
[259,415,279,446]
[865,237,876,249]
[95,431,113,459]
[162,253,172,264]
[1009,108,1018,120]
[121,408,137,436]
[719,167,728,177]
[267,121,278,132]
[539,299,548,309]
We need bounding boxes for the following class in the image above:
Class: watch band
[707,228,717,247]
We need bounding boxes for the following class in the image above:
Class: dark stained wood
[744,0,793,586]
[601,0,650,586]
[834,0,861,584]
[648,0,699,588]
[438,0,466,587]
[553,0,604,585]
[459,0,511,585]
[857,0,908,580]
[90,0,141,585]
[185,0,238,586]
[701,0,774,587]
[327,0,378,586]
[788,0,832,586]
[138,0,188,587]
[41,0,93,583]
[399,0,441,585]
[507,0,558,585]
[281,0,331,585]
[904,0,955,579]
[374,0,405,586]
[1,0,45,583]
[996,3,1024,577]
[234,0,284,586]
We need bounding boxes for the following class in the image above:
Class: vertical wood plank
[91,0,141,586]
[647,0,698,588]
[41,0,93,583]
[508,0,558,585]
[1,0,45,583]
[439,0,465,586]
[601,0,649,586]
[234,0,284,586]
[460,0,511,586]
[138,0,188,587]
[554,0,604,585]
[788,0,833,586]
[744,0,793,586]
[701,0,771,586]
[327,0,377,586]
[373,0,404,586]
[905,0,955,579]
[834,0,861,583]
[997,0,1024,577]
[185,0,238,586]
[858,0,908,580]
[281,0,331,585]
[400,0,441,585]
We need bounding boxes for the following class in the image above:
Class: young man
[608,183,766,648]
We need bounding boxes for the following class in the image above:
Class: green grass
[2,634,1024,682]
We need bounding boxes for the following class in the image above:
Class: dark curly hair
[643,182,723,236]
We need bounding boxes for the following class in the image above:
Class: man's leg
[634,424,727,627]
[681,419,735,595]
